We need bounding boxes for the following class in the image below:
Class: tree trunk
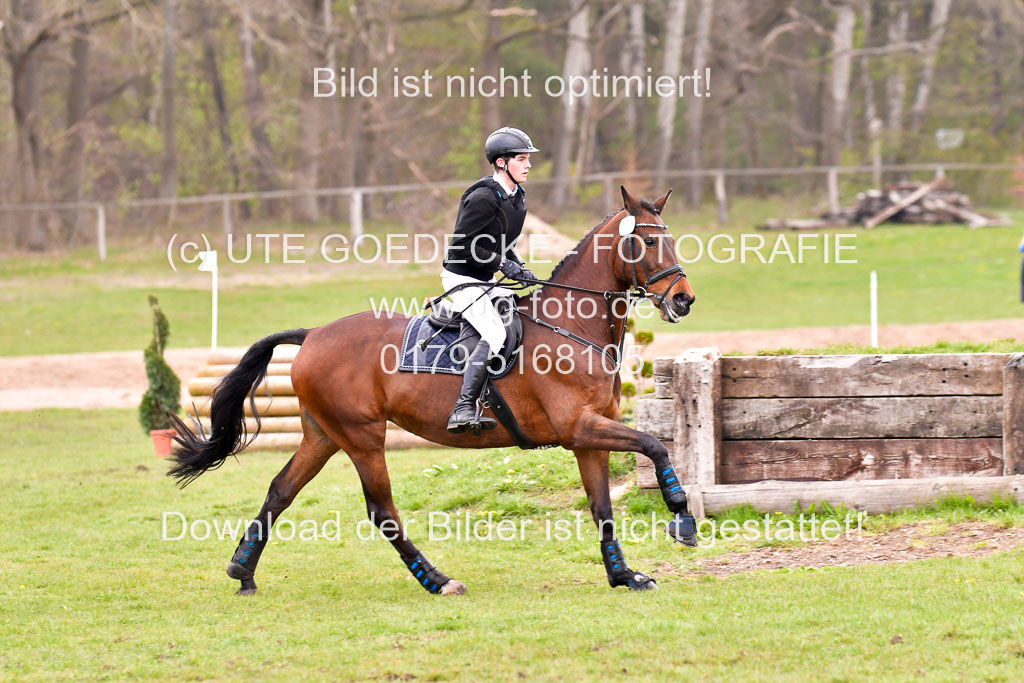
[685,0,712,205]
[200,5,242,203]
[321,0,343,218]
[824,1,856,168]
[858,0,877,163]
[653,0,687,191]
[10,0,46,249]
[59,12,90,243]
[159,0,177,204]
[885,0,909,160]
[620,1,646,170]
[550,0,591,208]
[294,0,323,223]
[479,0,504,175]
[239,3,278,213]
[909,0,953,135]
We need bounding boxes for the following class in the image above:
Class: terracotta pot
[150,428,178,458]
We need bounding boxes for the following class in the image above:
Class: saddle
[398,295,540,449]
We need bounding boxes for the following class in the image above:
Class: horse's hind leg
[574,449,657,591]
[226,410,338,595]
[347,447,466,596]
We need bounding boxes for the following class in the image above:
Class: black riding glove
[499,259,531,281]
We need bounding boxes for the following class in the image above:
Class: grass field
[4,408,1024,680]
[2,205,1023,356]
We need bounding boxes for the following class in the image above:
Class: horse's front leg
[568,413,697,547]
[574,449,657,590]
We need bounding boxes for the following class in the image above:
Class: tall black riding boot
[446,340,498,436]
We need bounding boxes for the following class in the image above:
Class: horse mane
[548,210,618,281]
[547,198,661,281]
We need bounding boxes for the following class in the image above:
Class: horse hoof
[668,514,699,548]
[226,562,254,581]
[440,580,467,596]
[628,573,658,591]
[236,586,257,596]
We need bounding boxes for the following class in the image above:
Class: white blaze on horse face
[618,215,636,236]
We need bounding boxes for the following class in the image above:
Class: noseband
[620,222,687,308]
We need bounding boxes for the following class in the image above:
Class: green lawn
[2,207,1023,356]
[3,408,1024,680]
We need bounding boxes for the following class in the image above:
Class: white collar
[492,171,517,197]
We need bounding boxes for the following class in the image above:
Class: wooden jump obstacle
[635,349,1024,517]
[186,346,435,451]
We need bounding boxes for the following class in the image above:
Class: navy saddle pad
[397,297,522,378]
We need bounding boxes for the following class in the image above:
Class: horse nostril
[673,293,694,308]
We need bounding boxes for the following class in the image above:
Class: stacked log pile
[761,177,1009,230]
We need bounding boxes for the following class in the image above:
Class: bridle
[432,212,689,370]
[620,220,688,309]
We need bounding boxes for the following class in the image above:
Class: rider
[441,126,539,435]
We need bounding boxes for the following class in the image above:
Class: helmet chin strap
[497,156,520,190]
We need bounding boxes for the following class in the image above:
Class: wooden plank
[1003,354,1024,475]
[196,363,292,377]
[722,396,1002,439]
[653,357,673,398]
[673,348,722,486]
[188,375,294,397]
[864,176,945,228]
[635,443,672,488]
[188,396,300,417]
[720,438,1004,483]
[721,354,1009,398]
[206,346,299,365]
[699,475,1024,515]
[634,397,674,441]
[199,416,302,433]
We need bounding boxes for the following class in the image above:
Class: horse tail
[167,329,309,487]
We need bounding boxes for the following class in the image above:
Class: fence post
[95,204,106,261]
[350,190,363,238]
[673,346,722,486]
[1003,354,1024,475]
[934,166,945,181]
[713,173,727,225]
[603,176,615,211]
[827,167,840,214]
[222,198,233,235]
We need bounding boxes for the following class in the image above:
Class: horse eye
[643,237,656,246]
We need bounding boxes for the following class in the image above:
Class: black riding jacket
[443,177,526,280]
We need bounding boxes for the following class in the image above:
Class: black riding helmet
[485,127,540,165]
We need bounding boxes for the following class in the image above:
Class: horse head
[611,186,695,322]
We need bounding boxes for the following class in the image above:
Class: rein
[430,214,687,371]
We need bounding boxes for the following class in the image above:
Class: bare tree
[824,0,855,167]
[909,0,953,134]
[199,4,242,203]
[685,0,713,205]
[294,0,324,223]
[158,0,177,203]
[620,1,646,170]
[238,2,278,209]
[59,9,90,242]
[885,0,909,156]
[550,0,591,208]
[653,0,687,191]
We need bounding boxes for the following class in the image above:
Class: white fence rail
[1,162,1020,260]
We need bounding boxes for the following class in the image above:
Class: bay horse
[169,186,698,595]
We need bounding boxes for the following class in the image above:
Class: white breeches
[440,269,514,356]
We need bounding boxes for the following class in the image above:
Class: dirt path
[1,318,1022,412]
[667,521,1024,577]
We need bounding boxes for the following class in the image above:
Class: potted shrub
[139,295,181,457]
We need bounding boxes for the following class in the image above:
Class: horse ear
[652,189,673,214]
[620,185,641,215]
